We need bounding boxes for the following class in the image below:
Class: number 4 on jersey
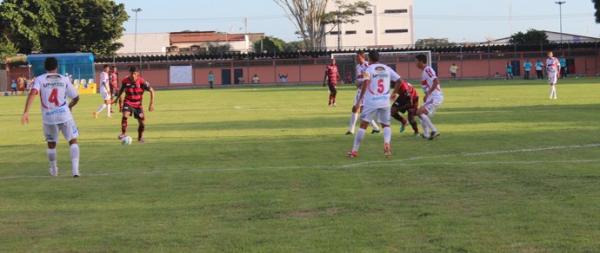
[48,88,59,106]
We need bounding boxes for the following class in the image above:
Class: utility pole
[132,8,143,54]
[336,5,342,50]
[555,1,566,44]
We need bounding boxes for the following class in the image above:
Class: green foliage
[253,36,286,54]
[284,40,306,52]
[0,35,18,60]
[322,0,370,27]
[415,38,456,48]
[509,29,550,45]
[0,0,128,55]
[207,43,231,55]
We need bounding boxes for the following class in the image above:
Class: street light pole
[555,1,566,44]
[132,8,143,54]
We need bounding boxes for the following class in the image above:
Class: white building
[116,33,170,55]
[323,0,414,49]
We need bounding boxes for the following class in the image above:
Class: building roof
[170,31,256,44]
[487,30,600,44]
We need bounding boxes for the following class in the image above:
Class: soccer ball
[121,136,133,145]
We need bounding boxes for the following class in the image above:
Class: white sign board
[169,65,193,84]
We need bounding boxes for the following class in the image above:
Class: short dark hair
[103,64,109,69]
[44,57,58,71]
[416,54,428,64]
[357,50,365,56]
[368,51,379,63]
[129,66,138,73]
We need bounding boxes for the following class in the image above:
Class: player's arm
[115,83,126,111]
[148,87,155,112]
[427,78,440,97]
[21,89,38,125]
[68,96,80,111]
[390,81,402,102]
[323,70,328,87]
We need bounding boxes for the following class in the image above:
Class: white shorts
[360,106,391,125]
[424,95,444,116]
[100,89,111,101]
[548,72,558,85]
[43,119,79,143]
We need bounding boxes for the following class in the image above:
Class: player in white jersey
[348,51,401,158]
[94,64,112,118]
[415,54,443,140]
[21,57,81,177]
[546,51,561,100]
[346,51,380,135]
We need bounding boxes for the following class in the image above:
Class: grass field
[1,78,600,252]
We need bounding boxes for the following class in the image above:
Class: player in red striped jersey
[390,80,419,135]
[323,58,340,107]
[115,66,155,143]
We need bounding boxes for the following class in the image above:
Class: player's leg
[44,124,59,176]
[408,108,419,135]
[328,84,337,106]
[94,102,107,119]
[349,108,373,157]
[120,108,131,139]
[136,108,146,142]
[417,105,437,139]
[391,105,407,133]
[347,104,359,135]
[378,108,393,157]
[60,120,80,177]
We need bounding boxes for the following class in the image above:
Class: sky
[116,0,599,42]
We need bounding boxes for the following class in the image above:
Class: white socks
[353,128,366,152]
[420,114,436,136]
[47,149,57,175]
[96,104,111,117]
[549,85,557,99]
[383,127,392,144]
[370,120,380,131]
[70,144,80,176]
[348,113,358,133]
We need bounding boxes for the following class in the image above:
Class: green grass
[1,78,600,252]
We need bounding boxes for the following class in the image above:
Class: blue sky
[116,0,598,42]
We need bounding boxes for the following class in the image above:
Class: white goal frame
[331,50,433,67]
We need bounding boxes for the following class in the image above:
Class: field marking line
[0,143,599,180]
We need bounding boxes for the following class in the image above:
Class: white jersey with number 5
[421,66,443,97]
[362,63,401,109]
[31,73,78,125]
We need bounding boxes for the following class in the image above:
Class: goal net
[331,50,432,84]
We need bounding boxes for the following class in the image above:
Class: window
[366,30,373,34]
[345,30,357,35]
[384,9,408,14]
[385,29,408,34]
[365,9,373,14]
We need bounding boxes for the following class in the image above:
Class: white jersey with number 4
[362,63,401,109]
[31,73,78,125]
[421,66,443,97]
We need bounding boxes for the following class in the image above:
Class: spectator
[208,71,215,89]
[559,56,568,78]
[10,80,17,95]
[449,63,459,80]
[17,76,26,95]
[506,63,513,80]
[536,59,544,79]
[252,74,260,84]
[523,59,532,80]
[279,73,288,83]
[237,76,244,84]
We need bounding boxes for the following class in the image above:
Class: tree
[273,0,369,50]
[509,29,549,45]
[41,0,129,55]
[0,35,18,61]
[0,0,58,53]
[284,40,306,51]
[415,38,456,48]
[253,36,286,54]
[594,0,600,23]
[0,0,128,55]
[207,43,231,55]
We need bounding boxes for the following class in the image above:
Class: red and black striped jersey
[121,77,151,108]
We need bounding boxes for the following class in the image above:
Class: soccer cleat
[138,138,145,143]
[400,123,406,133]
[118,134,126,140]
[420,133,430,139]
[49,167,58,177]
[428,131,441,141]
[371,129,381,134]
[73,174,80,178]
[347,151,358,158]
[345,131,354,135]
[93,112,98,119]
[384,143,392,157]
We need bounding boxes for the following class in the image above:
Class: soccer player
[346,51,380,135]
[348,51,401,158]
[323,58,340,107]
[115,66,155,143]
[546,51,561,100]
[21,57,81,177]
[391,80,419,135]
[415,54,443,140]
[94,65,112,118]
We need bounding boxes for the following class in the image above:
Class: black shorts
[393,96,419,114]
[328,83,337,93]
[123,104,145,119]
